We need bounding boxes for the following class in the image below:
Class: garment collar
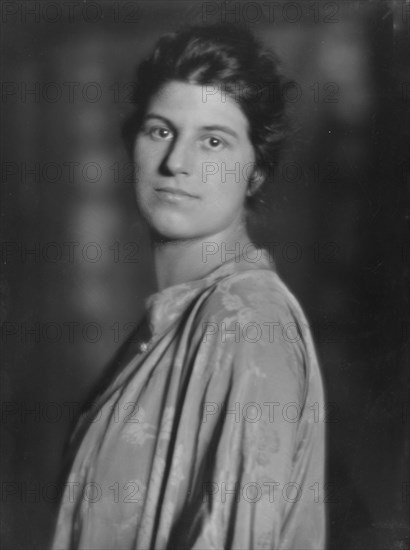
[144,247,274,337]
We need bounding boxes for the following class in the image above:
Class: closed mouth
[155,187,199,199]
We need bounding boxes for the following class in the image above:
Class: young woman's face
[133,80,256,241]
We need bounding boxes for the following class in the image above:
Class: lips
[155,186,199,199]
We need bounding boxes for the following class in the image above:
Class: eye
[149,126,174,141]
[203,136,225,151]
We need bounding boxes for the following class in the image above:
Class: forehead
[146,80,250,135]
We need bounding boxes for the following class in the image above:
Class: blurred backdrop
[1,1,409,549]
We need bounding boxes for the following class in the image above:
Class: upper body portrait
[52,23,326,550]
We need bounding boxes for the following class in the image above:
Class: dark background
[1,1,409,549]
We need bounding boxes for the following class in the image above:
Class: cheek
[198,185,245,227]
[133,137,160,174]
[213,149,254,199]
[133,148,156,193]
[133,163,154,215]
[205,167,249,210]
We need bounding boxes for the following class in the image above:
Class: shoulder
[188,268,310,404]
[185,265,324,418]
[197,267,309,334]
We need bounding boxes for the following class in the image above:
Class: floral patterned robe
[52,249,326,549]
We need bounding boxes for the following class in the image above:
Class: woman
[52,23,326,550]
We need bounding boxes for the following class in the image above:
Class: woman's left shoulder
[190,267,319,403]
[203,267,308,330]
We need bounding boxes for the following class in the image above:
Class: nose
[161,135,192,176]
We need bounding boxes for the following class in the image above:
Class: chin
[147,214,200,242]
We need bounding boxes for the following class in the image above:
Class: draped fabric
[52,249,326,550]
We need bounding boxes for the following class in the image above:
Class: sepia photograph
[1,1,409,549]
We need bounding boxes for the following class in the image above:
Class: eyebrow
[202,125,239,140]
[143,114,239,140]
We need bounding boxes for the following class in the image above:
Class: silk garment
[52,249,326,550]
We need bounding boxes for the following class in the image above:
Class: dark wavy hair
[123,23,289,210]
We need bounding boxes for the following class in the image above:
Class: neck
[151,222,252,291]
